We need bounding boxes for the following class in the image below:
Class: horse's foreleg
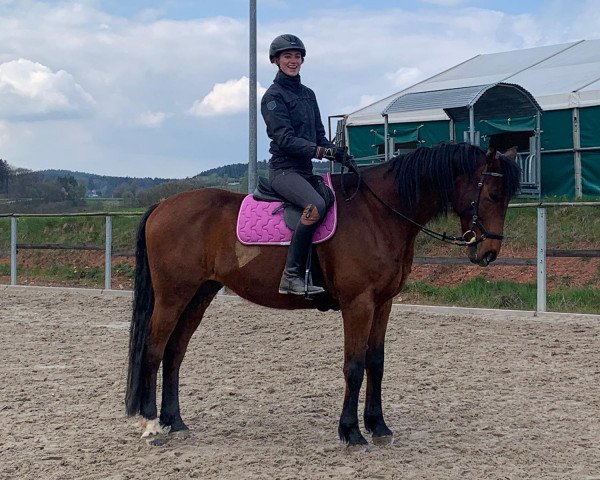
[160,281,222,433]
[364,299,394,442]
[339,298,374,447]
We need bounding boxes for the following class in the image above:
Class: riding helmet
[269,34,306,62]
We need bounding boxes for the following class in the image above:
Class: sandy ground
[1,286,600,480]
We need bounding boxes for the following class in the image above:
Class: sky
[0,0,599,179]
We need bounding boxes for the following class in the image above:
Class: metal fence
[2,203,600,312]
[0,212,141,290]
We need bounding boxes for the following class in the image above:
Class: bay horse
[125,142,520,447]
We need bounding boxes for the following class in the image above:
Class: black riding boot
[279,221,325,296]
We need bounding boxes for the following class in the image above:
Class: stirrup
[278,280,324,296]
[303,264,323,297]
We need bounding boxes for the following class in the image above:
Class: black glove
[316,146,347,163]
[316,146,358,172]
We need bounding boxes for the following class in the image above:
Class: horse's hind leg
[160,280,222,433]
[139,284,198,434]
[364,300,394,443]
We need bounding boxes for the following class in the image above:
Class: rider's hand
[316,146,359,173]
[316,146,347,163]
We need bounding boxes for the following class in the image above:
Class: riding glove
[315,146,348,162]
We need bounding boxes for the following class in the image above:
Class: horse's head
[453,146,520,266]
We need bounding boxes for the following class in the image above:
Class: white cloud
[0,58,95,119]
[0,121,10,147]
[386,67,423,89]
[133,110,170,128]
[188,76,267,117]
[0,1,596,178]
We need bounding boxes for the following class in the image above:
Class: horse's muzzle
[469,247,497,266]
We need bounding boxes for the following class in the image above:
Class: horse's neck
[361,165,441,227]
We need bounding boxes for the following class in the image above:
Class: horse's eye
[489,192,501,203]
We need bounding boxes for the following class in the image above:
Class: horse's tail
[125,204,158,416]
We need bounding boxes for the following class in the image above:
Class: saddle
[254,176,335,229]
[236,173,337,246]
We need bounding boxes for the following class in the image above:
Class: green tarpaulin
[478,116,536,134]
[347,121,449,160]
[541,152,575,197]
[541,109,573,150]
[347,105,600,197]
[582,152,600,196]
[580,106,600,149]
[370,125,420,144]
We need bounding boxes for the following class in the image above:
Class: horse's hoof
[171,429,191,440]
[372,434,394,446]
[341,431,370,452]
[346,443,371,453]
[140,418,171,438]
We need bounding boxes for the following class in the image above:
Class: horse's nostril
[484,251,497,265]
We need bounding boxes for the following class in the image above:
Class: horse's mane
[386,142,521,216]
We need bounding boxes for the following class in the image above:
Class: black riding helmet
[269,34,306,62]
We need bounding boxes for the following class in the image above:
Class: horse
[125,142,521,447]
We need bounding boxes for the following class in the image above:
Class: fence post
[105,215,112,290]
[536,207,547,313]
[10,216,17,285]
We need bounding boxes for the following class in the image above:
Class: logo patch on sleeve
[267,100,277,111]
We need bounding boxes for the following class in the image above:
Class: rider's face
[276,50,303,76]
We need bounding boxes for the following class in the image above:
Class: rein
[340,164,504,247]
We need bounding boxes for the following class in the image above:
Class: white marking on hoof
[140,418,171,438]
[137,417,148,429]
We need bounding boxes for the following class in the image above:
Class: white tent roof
[347,39,600,126]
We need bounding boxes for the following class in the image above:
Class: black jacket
[261,71,334,173]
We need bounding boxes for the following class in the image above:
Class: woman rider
[261,34,351,296]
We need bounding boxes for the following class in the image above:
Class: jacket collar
[274,70,301,91]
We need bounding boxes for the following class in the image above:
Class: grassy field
[1,198,599,314]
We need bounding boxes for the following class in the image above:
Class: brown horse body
[126,143,520,446]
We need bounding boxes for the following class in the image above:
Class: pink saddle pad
[236,173,337,246]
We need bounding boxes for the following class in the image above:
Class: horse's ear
[502,146,518,161]
[486,146,497,165]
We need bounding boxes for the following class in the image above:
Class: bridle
[339,161,505,247]
[459,170,505,245]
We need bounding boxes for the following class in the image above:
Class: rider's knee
[300,203,322,225]
[313,197,327,218]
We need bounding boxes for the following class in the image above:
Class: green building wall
[347,105,600,198]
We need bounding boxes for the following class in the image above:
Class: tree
[0,159,11,195]
[10,170,42,198]
[56,175,85,205]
